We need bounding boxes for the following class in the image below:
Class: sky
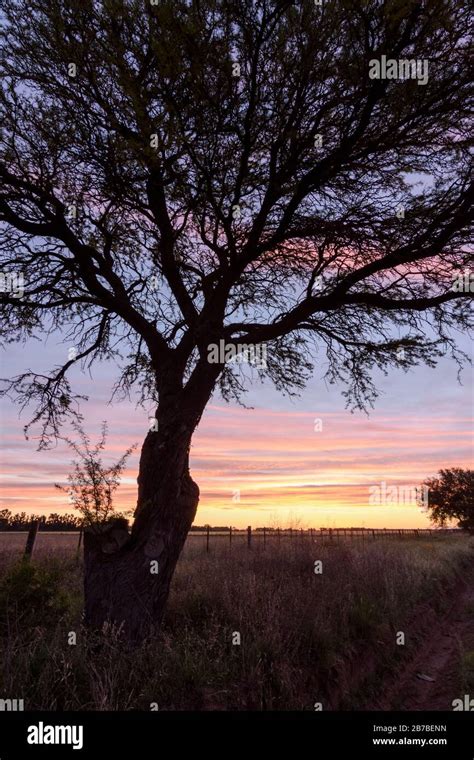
[1,330,472,529]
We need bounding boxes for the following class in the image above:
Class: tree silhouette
[424,469,474,532]
[1,0,472,639]
[55,421,136,529]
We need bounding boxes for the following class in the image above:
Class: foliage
[423,468,474,531]
[0,0,472,447]
[55,422,136,528]
[0,560,70,634]
[0,509,82,531]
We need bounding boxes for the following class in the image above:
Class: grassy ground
[0,534,472,710]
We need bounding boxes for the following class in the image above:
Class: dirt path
[378,570,474,711]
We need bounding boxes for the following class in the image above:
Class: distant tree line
[191,525,234,532]
[0,510,83,531]
[0,511,241,532]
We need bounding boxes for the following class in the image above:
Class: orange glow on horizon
[2,404,471,530]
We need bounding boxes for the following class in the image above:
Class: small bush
[0,560,70,634]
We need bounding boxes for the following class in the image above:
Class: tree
[0,0,472,639]
[55,421,136,528]
[423,469,474,532]
[0,509,12,530]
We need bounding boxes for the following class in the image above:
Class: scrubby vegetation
[0,534,472,710]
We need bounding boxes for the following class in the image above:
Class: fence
[1,523,464,558]
[11,521,84,559]
[193,525,463,552]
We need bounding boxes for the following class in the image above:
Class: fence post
[289,527,292,541]
[24,520,39,560]
[77,526,84,554]
[247,525,252,549]
[229,526,232,547]
[206,524,210,553]
[263,526,266,548]
[277,527,281,544]
[329,528,333,541]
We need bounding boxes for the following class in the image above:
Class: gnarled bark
[83,422,199,640]
[83,361,220,640]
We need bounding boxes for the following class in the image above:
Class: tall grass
[0,535,472,710]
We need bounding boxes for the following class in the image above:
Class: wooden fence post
[229,526,232,547]
[206,524,210,553]
[24,520,39,559]
[247,525,252,549]
[77,527,84,554]
[263,526,266,548]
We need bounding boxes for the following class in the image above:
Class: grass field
[0,533,472,710]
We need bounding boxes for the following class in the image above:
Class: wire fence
[1,521,464,559]
[189,525,464,552]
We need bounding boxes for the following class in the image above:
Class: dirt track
[376,568,474,711]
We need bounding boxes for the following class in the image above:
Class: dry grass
[0,534,472,710]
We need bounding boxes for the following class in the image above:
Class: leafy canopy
[0,0,472,446]
[424,468,474,531]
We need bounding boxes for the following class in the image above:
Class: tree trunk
[83,418,199,641]
[83,357,220,641]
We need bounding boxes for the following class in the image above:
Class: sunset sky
[1,331,472,529]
